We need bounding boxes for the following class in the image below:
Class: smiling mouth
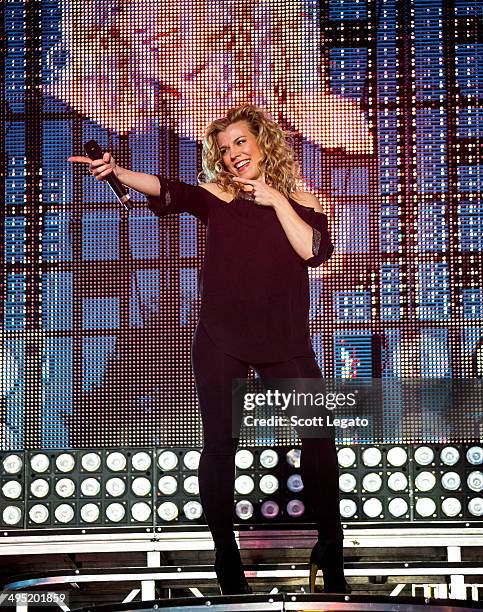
[235,160,250,171]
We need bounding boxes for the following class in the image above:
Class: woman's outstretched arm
[68,152,161,196]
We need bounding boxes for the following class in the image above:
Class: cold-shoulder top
[146,177,334,363]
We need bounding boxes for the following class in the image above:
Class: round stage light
[387,471,408,492]
[361,447,382,467]
[337,447,356,468]
[259,474,279,494]
[339,473,357,493]
[261,500,279,519]
[2,505,22,526]
[183,501,203,520]
[287,474,304,493]
[55,453,75,473]
[362,473,382,493]
[157,501,178,521]
[131,501,152,522]
[2,480,22,500]
[286,499,305,517]
[440,446,460,466]
[235,449,254,470]
[467,471,483,493]
[235,475,255,495]
[30,478,49,498]
[235,500,254,520]
[441,471,461,491]
[158,475,178,495]
[158,450,178,471]
[415,471,436,492]
[131,476,151,497]
[106,452,127,472]
[466,446,483,465]
[414,446,435,466]
[340,499,357,518]
[29,504,49,524]
[441,497,462,517]
[131,451,152,471]
[81,452,101,472]
[183,450,201,470]
[80,477,101,496]
[362,497,383,518]
[105,477,126,497]
[30,453,50,473]
[55,478,75,498]
[106,502,126,522]
[388,497,408,518]
[80,503,100,523]
[260,449,279,468]
[54,504,75,523]
[2,454,22,475]
[286,448,301,468]
[468,497,483,517]
[386,447,407,467]
[183,475,199,495]
[415,497,436,517]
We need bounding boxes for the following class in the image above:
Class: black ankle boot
[309,539,351,594]
[214,543,253,595]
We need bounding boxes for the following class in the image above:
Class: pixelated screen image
[2,0,482,449]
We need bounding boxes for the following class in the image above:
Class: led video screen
[2,0,482,449]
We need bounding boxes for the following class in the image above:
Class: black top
[146,177,334,363]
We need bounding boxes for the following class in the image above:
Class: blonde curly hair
[200,105,302,200]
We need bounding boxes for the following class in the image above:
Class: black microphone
[84,140,132,210]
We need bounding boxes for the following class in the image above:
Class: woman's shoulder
[290,190,324,213]
[198,181,234,203]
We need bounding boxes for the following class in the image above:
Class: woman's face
[217,121,264,180]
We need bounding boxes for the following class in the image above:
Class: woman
[69,104,349,596]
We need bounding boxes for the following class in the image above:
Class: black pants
[192,322,343,547]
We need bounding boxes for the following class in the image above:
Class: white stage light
[131,476,151,497]
[387,472,408,491]
[55,453,75,473]
[29,504,49,524]
[81,452,101,472]
[30,478,49,498]
[158,475,178,495]
[106,452,127,472]
[259,474,279,494]
[415,497,436,517]
[55,478,75,498]
[337,447,356,468]
[30,453,50,473]
[440,446,460,466]
[2,455,22,475]
[54,504,74,523]
[361,447,382,467]
[105,477,126,497]
[106,502,126,522]
[386,447,407,467]
[131,451,152,471]
[234,474,254,495]
[260,449,278,468]
[131,501,152,522]
[158,451,178,471]
[235,449,254,469]
[80,503,100,522]
[2,480,22,500]
[441,472,461,491]
[80,477,101,496]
